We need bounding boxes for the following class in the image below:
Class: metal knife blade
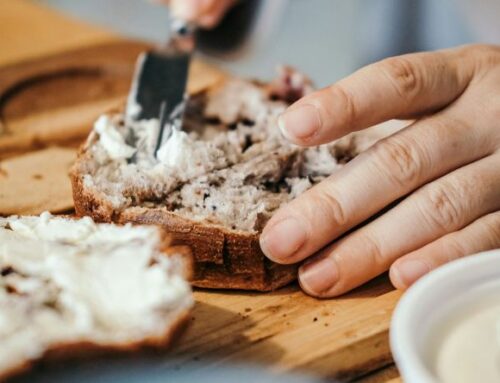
[127,20,194,155]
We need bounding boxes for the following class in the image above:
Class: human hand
[260,45,500,297]
[161,0,236,28]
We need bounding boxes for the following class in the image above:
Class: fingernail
[260,218,307,261]
[393,259,430,288]
[299,256,339,295]
[173,0,212,19]
[279,104,322,141]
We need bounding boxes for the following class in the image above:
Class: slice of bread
[0,212,193,381]
[71,68,389,291]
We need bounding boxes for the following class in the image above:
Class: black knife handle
[195,0,262,57]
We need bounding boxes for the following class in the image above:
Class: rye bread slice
[71,166,296,291]
[0,213,193,381]
[70,67,394,291]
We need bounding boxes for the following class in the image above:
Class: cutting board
[0,39,402,381]
[0,40,226,160]
[180,278,400,381]
[0,41,149,158]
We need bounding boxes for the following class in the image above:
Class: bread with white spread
[0,212,193,381]
[71,67,389,291]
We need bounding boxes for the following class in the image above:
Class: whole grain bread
[0,213,193,381]
[71,169,296,290]
[71,67,396,291]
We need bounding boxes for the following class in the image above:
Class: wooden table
[0,1,403,381]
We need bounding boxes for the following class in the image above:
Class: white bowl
[390,249,500,383]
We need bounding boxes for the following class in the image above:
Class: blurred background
[38,0,498,87]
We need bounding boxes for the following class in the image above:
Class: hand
[161,0,236,28]
[260,44,500,297]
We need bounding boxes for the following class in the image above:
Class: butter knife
[126,19,194,156]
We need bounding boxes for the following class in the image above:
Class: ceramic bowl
[390,249,500,383]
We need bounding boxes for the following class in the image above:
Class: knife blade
[126,19,195,156]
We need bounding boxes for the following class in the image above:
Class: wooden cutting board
[0,39,401,381]
[0,41,150,159]
[181,279,401,381]
[0,41,228,160]
[0,2,402,381]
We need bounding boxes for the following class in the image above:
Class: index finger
[279,46,475,146]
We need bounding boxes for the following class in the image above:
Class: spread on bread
[79,70,374,232]
[72,68,390,290]
[0,212,192,379]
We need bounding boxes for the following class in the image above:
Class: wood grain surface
[0,147,76,215]
[0,1,403,381]
[0,41,151,158]
[179,278,401,381]
[0,0,117,67]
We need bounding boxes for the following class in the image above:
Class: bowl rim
[389,248,500,383]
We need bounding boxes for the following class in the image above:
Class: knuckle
[459,44,500,77]
[457,44,483,57]
[326,84,357,127]
[360,233,387,268]
[467,44,500,64]
[479,92,500,130]
[312,187,349,228]
[481,48,500,67]
[420,182,467,231]
[443,237,467,262]
[371,136,426,188]
[479,212,500,246]
[489,103,500,133]
[380,56,422,101]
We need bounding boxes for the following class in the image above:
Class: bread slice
[71,67,388,291]
[0,212,193,381]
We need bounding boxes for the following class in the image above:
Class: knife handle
[195,0,261,57]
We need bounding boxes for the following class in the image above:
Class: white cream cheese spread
[81,76,388,231]
[94,115,136,161]
[156,128,194,168]
[0,212,192,374]
[93,113,228,183]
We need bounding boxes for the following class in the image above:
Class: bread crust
[71,167,297,291]
[69,70,302,291]
[0,308,192,382]
[71,144,297,291]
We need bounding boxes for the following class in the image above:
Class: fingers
[279,46,475,146]
[169,0,235,28]
[260,108,494,265]
[390,211,500,290]
[296,152,500,297]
